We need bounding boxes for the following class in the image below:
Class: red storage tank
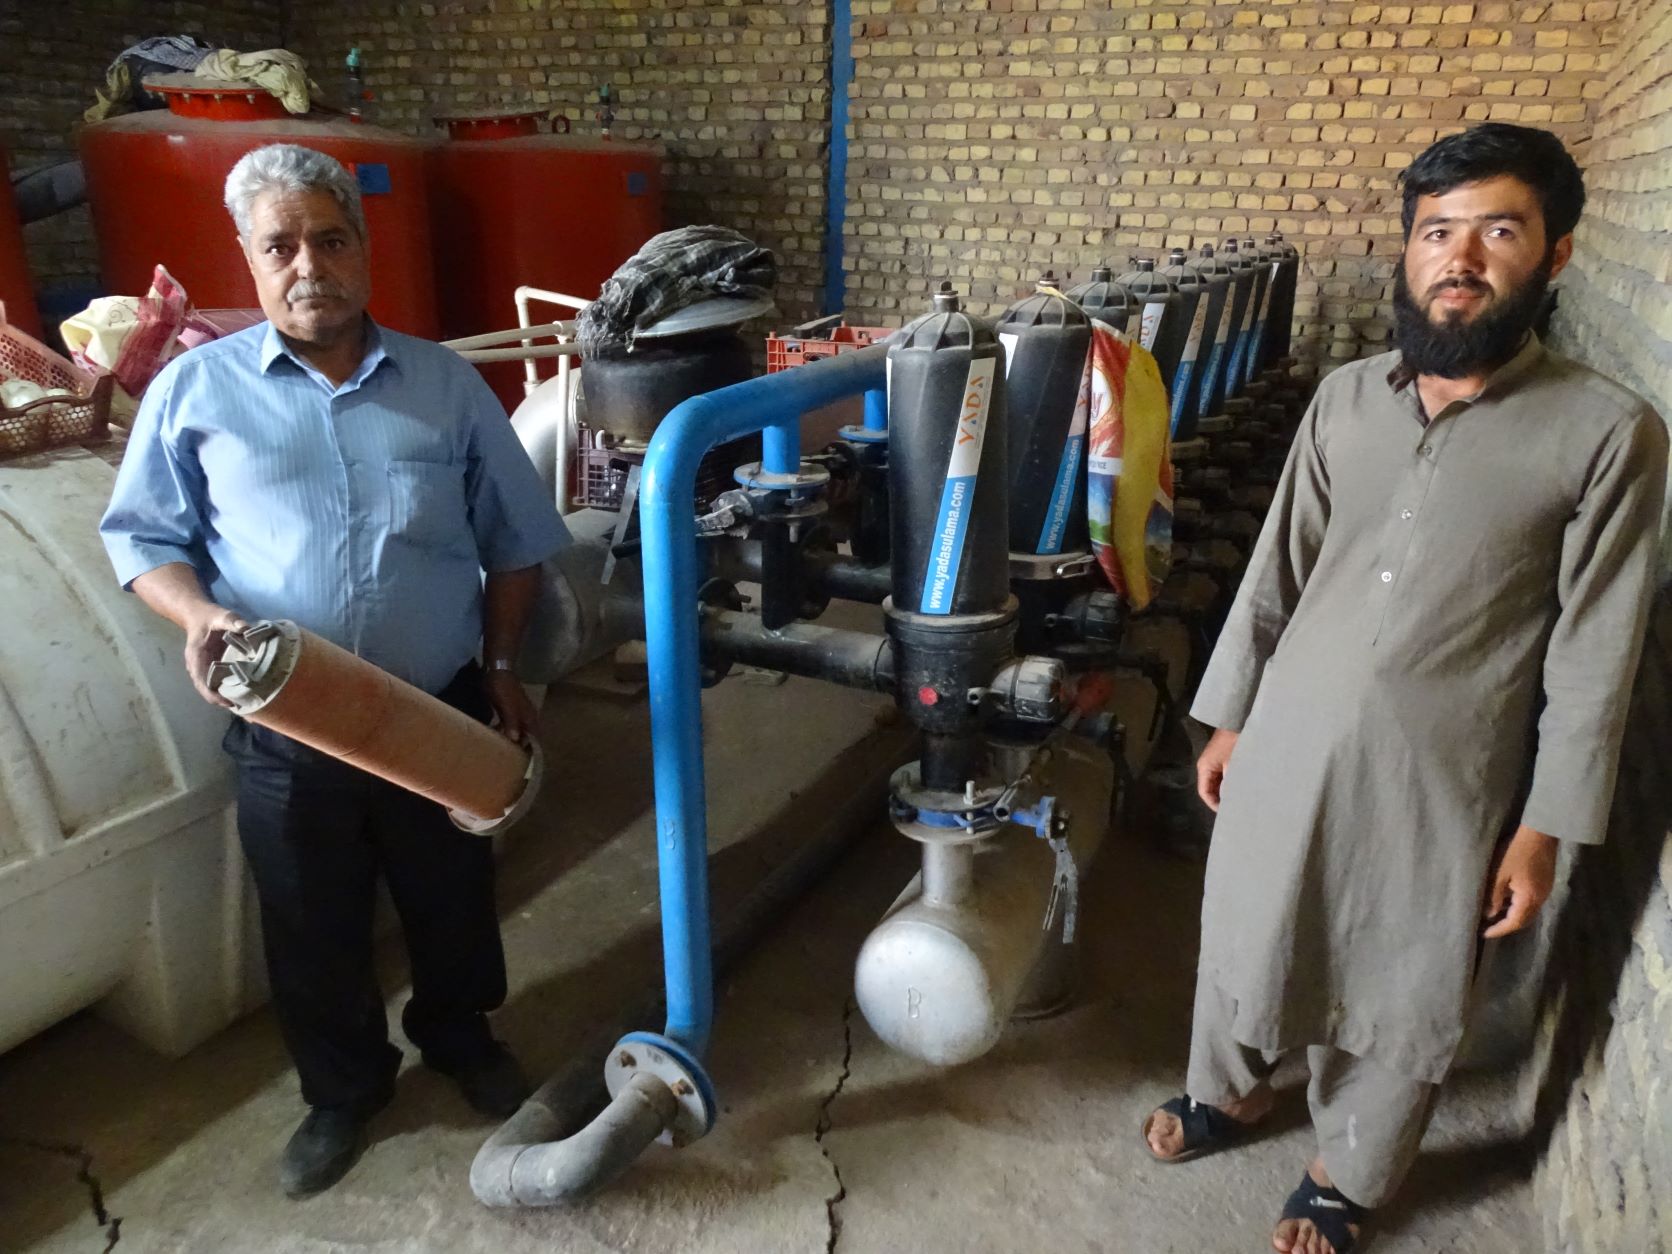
[79,80,439,338]
[428,110,663,411]
[0,141,42,340]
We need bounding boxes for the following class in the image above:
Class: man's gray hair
[224,143,367,241]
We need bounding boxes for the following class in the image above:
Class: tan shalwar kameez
[1187,336,1668,1205]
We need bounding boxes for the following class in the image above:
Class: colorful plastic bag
[1085,322,1174,610]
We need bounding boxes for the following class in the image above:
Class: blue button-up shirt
[101,320,569,693]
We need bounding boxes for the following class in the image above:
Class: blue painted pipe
[762,417,802,476]
[639,344,889,1055]
[863,386,887,432]
[823,0,854,315]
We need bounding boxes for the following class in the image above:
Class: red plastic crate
[766,324,893,373]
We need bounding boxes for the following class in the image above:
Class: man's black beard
[1392,260,1552,379]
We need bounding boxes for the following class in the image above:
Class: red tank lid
[436,110,544,142]
[143,74,291,122]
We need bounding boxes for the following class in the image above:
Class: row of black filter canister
[870,236,1313,805]
[1010,235,1313,825]
[977,232,1313,660]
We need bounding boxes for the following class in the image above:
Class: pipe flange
[605,1031,717,1149]
[888,762,1007,842]
[890,814,1005,844]
[882,596,1019,634]
[696,579,746,686]
[838,423,889,445]
[449,739,546,836]
[732,461,832,493]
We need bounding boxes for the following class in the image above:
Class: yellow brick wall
[1525,605,1672,1254]
[1529,4,1672,1251]
[843,0,1613,361]
[1546,0,1672,418]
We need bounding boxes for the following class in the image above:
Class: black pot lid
[637,295,777,339]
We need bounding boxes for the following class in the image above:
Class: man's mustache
[1427,274,1494,300]
[286,279,348,303]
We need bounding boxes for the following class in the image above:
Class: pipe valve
[977,655,1068,723]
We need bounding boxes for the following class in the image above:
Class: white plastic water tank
[0,445,263,1057]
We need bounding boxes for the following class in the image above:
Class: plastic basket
[766,324,893,373]
[0,303,113,458]
[574,422,744,513]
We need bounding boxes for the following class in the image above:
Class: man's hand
[1196,727,1240,812]
[183,604,249,708]
[1482,823,1560,939]
[484,668,539,745]
[129,564,247,709]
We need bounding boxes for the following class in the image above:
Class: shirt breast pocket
[386,459,474,556]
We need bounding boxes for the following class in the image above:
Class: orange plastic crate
[766,324,893,373]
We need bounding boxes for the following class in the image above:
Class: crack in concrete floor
[814,996,857,1254]
[0,1137,121,1251]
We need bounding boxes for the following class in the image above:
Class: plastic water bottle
[346,47,366,123]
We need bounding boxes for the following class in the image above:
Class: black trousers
[225,663,507,1115]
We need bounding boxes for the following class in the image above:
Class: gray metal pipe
[921,843,975,907]
[470,1072,678,1207]
[516,509,648,683]
[698,606,894,692]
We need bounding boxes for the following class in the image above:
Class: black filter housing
[1236,237,1275,390]
[1116,257,1192,389]
[1064,265,1140,337]
[1160,246,1227,436]
[1262,233,1301,367]
[1184,244,1239,435]
[1205,238,1257,415]
[996,277,1092,557]
[885,285,1011,620]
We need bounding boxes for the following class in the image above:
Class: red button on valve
[917,686,939,706]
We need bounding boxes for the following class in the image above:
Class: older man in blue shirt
[101,144,569,1197]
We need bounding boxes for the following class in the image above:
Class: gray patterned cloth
[86,35,215,120]
[577,226,776,358]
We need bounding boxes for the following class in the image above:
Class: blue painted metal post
[761,417,802,476]
[639,346,888,1056]
[823,0,854,317]
[863,386,887,432]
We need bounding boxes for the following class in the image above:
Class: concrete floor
[0,665,1540,1254]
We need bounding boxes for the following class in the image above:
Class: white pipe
[453,343,584,365]
[555,353,573,514]
[516,286,592,393]
[445,321,577,351]
[514,287,593,517]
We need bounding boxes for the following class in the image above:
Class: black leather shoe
[280,1107,367,1198]
[427,1042,531,1119]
